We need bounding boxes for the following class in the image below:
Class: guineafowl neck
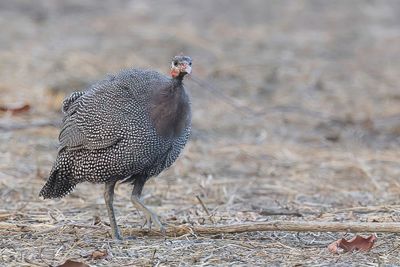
[172,76,185,86]
[150,80,190,138]
[173,72,187,82]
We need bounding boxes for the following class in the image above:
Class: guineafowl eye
[173,61,178,66]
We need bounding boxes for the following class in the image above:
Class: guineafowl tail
[39,167,76,199]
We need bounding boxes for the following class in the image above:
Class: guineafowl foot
[131,195,165,233]
[140,209,164,232]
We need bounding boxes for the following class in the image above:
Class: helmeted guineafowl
[39,55,193,240]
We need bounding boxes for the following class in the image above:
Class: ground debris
[1,0,400,266]
[328,235,377,254]
[89,249,108,260]
[57,259,89,267]
[0,103,30,115]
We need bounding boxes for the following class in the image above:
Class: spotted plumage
[40,55,193,239]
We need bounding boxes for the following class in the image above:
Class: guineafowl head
[170,55,192,79]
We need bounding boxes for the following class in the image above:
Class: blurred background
[0,0,399,265]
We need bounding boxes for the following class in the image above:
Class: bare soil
[0,0,399,266]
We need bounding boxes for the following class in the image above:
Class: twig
[333,205,400,214]
[196,195,215,223]
[2,221,400,237]
[23,258,48,267]
[35,224,64,235]
[151,248,157,263]
[0,222,101,233]
[0,213,19,220]
[251,205,304,217]
[258,209,303,217]
[138,221,400,236]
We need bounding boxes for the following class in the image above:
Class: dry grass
[1,0,400,266]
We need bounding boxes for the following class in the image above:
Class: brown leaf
[91,249,108,260]
[0,103,31,115]
[328,234,377,254]
[57,259,89,267]
[328,239,343,254]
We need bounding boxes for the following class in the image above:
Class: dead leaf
[57,259,89,267]
[328,234,377,254]
[0,103,31,115]
[91,249,108,260]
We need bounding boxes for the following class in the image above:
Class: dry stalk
[196,195,215,223]
[2,221,400,237]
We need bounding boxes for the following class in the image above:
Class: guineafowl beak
[180,63,192,75]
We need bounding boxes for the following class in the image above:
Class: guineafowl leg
[131,176,165,232]
[104,180,122,240]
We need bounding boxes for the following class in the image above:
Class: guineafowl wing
[58,78,137,151]
[61,91,85,114]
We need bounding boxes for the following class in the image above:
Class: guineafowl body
[40,56,193,239]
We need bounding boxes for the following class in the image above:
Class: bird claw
[131,195,166,234]
[140,211,165,234]
[111,230,137,241]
